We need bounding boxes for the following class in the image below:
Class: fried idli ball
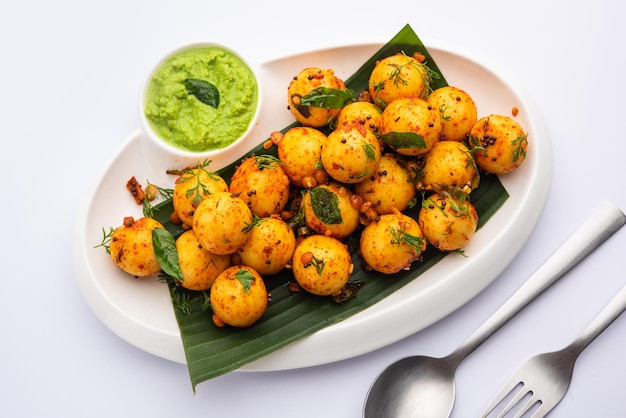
[468,114,529,174]
[419,192,479,251]
[321,125,382,184]
[277,126,327,188]
[229,155,290,217]
[380,97,442,156]
[301,183,360,239]
[175,229,231,291]
[291,234,353,296]
[368,53,430,107]
[109,216,165,278]
[427,86,478,142]
[335,101,382,135]
[420,140,480,193]
[238,216,296,275]
[172,166,228,227]
[360,209,427,274]
[210,265,268,328]
[354,154,416,214]
[192,191,253,255]
[287,67,346,127]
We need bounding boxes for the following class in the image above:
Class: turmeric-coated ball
[369,53,430,107]
[291,234,353,296]
[238,216,296,275]
[175,229,231,291]
[192,191,253,255]
[419,192,479,251]
[210,265,268,328]
[360,209,427,274]
[287,67,346,127]
[109,216,165,278]
[172,166,228,227]
[468,114,528,174]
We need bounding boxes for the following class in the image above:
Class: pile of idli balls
[282,51,528,277]
[106,51,528,329]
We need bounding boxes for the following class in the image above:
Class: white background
[2,1,626,417]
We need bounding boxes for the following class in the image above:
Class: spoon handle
[565,284,626,359]
[450,201,626,364]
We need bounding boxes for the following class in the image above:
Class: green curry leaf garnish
[298,87,355,109]
[380,131,426,149]
[292,87,355,117]
[184,78,220,108]
[152,228,184,281]
[309,187,342,225]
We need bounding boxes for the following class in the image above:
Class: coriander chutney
[144,46,258,152]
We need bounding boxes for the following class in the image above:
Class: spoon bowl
[365,356,457,418]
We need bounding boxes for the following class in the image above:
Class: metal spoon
[363,201,626,418]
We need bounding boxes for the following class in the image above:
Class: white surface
[2,1,625,417]
[73,42,551,370]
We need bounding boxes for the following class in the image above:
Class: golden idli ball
[109,216,165,278]
[287,67,346,127]
[354,154,416,215]
[229,155,290,217]
[420,140,480,193]
[291,234,353,296]
[321,124,382,184]
[238,216,296,275]
[277,126,327,188]
[427,86,478,142]
[210,265,268,328]
[175,229,231,291]
[172,166,228,227]
[380,97,442,156]
[418,192,479,252]
[468,114,529,174]
[192,191,253,255]
[360,209,426,274]
[369,53,430,107]
[335,101,382,135]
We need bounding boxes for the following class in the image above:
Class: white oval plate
[73,41,552,371]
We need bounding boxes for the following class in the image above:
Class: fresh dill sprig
[94,226,114,254]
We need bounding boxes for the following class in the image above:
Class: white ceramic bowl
[138,42,261,182]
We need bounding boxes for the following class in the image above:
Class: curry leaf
[309,187,343,224]
[380,131,427,149]
[184,78,220,108]
[299,87,355,109]
[152,228,184,281]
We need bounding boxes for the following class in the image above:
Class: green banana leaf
[152,23,509,390]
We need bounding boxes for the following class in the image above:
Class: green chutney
[144,46,258,152]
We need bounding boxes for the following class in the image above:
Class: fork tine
[508,391,540,418]
[529,395,562,418]
[495,384,533,418]
[529,404,550,418]
[480,377,524,417]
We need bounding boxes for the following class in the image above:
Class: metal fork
[480,285,626,418]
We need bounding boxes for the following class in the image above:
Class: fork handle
[566,285,626,358]
[449,201,626,364]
